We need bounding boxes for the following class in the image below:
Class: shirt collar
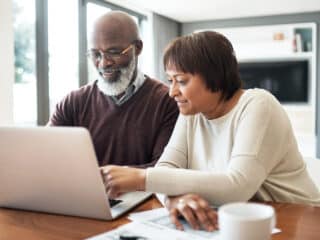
[111,70,146,105]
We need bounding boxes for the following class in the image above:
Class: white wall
[0,0,14,125]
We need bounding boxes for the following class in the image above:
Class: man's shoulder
[138,76,178,114]
[65,81,98,99]
[143,76,169,94]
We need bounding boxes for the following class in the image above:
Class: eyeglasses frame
[86,43,135,62]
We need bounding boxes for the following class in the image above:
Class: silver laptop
[0,126,152,220]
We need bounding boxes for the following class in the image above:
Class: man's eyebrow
[88,46,123,51]
[106,46,123,51]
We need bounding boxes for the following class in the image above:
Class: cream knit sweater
[146,89,320,206]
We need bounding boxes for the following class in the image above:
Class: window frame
[36,0,49,125]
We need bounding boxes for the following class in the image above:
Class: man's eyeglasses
[87,43,134,62]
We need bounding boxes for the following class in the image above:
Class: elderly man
[48,11,178,168]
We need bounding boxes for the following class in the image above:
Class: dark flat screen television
[239,60,309,103]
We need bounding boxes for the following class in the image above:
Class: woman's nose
[169,82,179,98]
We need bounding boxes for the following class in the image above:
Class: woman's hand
[100,165,146,199]
[165,194,218,232]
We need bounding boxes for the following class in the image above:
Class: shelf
[238,52,314,63]
[214,23,316,63]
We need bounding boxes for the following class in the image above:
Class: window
[48,1,79,115]
[13,0,147,125]
[13,0,37,125]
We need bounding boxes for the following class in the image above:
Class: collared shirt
[110,70,146,106]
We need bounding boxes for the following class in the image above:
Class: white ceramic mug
[218,202,276,240]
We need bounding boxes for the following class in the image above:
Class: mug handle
[270,212,276,233]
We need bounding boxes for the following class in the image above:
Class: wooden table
[0,195,319,240]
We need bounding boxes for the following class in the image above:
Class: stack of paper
[129,208,219,239]
[86,208,281,240]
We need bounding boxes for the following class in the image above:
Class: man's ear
[134,40,143,56]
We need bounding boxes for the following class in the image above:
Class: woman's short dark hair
[163,31,242,101]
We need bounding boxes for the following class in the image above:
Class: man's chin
[101,75,118,83]
[100,72,120,83]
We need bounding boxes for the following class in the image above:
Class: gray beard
[97,55,137,96]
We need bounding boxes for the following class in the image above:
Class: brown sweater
[49,77,179,167]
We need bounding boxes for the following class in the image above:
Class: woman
[101,31,320,231]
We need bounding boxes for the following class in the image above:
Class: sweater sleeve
[48,93,76,126]
[146,94,289,205]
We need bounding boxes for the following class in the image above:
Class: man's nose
[169,82,179,98]
[98,55,115,68]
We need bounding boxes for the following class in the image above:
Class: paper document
[86,208,281,240]
[86,221,213,240]
[129,208,219,239]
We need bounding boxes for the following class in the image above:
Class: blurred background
[1,0,320,157]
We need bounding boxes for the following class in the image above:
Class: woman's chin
[179,109,193,116]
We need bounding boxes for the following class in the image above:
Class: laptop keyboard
[108,198,122,207]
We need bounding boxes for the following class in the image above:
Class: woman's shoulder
[243,88,275,100]
[240,88,280,108]
[240,88,289,125]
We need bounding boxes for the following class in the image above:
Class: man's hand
[100,165,146,199]
[165,194,218,232]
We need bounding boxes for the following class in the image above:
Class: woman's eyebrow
[166,73,185,78]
